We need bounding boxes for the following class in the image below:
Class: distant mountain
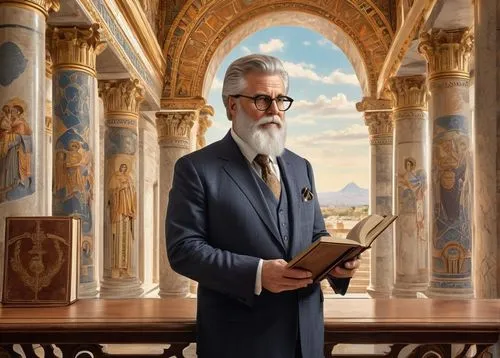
[318,182,368,207]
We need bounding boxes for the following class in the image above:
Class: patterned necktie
[254,154,281,200]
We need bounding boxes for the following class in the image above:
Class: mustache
[255,116,283,128]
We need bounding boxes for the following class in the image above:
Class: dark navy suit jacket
[166,132,349,358]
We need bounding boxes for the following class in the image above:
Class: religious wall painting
[106,156,137,279]
[0,42,27,86]
[80,236,94,283]
[397,156,428,274]
[53,71,94,230]
[53,70,95,285]
[431,114,472,282]
[0,98,34,204]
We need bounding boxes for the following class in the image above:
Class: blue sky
[206,26,370,193]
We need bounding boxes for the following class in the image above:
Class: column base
[391,282,429,298]
[158,275,190,297]
[100,277,143,298]
[367,286,392,298]
[425,287,474,299]
[79,281,98,298]
[158,286,190,298]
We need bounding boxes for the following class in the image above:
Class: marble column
[51,24,105,298]
[419,28,474,298]
[99,79,144,298]
[357,98,394,298]
[389,75,429,297]
[156,110,195,297]
[473,0,497,298]
[188,104,214,296]
[0,0,59,296]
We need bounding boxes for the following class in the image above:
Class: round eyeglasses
[231,94,294,112]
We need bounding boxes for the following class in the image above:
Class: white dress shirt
[230,128,281,295]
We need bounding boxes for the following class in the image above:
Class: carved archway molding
[161,0,394,105]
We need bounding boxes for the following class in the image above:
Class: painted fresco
[105,126,137,279]
[0,98,34,203]
[397,156,428,275]
[53,70,95,284]
[431,114,472,289]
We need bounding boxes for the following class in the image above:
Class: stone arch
[162,0,394,102]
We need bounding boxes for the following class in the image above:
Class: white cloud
[303,41,311,46]
[241,46,251,55]
[283,61,321,81]
[317,38,340,51]
[322,70,359,85]
[259,39,285,53]
[289,125,368,147]
[283,61,358,86]
[287,93,361,124]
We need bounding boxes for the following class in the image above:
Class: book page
[346,214,384,245]
[365,215,398,247]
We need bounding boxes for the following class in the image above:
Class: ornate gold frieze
[197,105,214,150]
[50,24,106,77]
[156,111,195,148]
[389,75,427,110]
[356,97,393,112]
[0,0,60,17]
[418,28,474,80]
[364,111,393,145]
[161,97,206,111]
[98,79,145,117]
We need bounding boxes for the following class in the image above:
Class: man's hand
[329,258,360,278]
[262,259,313,293]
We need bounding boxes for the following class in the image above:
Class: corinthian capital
[50,24,106,76]
[356,97,392,112]
[389,75,427,110]
[364,111,393,145]
[197,105,214,149]
[3,0,60,16]
[99,79,145,116]
[418,28,474,79]
[156,111,196,148]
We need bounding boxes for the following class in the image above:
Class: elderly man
[166,54,360,358]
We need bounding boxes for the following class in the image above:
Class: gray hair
[221,54,289,120]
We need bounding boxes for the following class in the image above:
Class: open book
[287,214,397,282]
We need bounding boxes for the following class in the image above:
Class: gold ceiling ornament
[0,0,60,17]
[50,24,106,77]
[364,111,394,145]
[161,0,395,99]
[155,111,196,148]
[356,97,393,112]
[388,75,427,110]
[418,28,474,80]
[98,79,145,117]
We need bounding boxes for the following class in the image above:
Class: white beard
[233,105,287,157]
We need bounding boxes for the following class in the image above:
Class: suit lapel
[218,133,283,250]
[278,153,302,257]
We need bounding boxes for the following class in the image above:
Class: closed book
[287,214,397,282]
[2,216,80,306]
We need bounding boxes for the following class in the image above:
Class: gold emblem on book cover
[7,220,66,300]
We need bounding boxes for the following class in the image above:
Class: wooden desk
[0,298,499,357]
